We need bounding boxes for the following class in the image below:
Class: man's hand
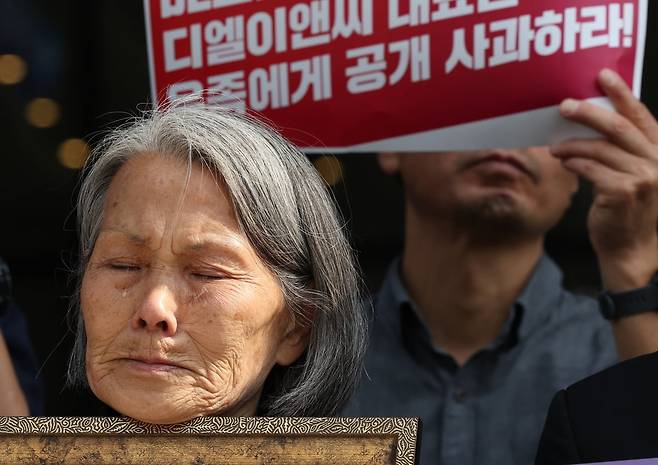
[551,68,658,292]
[551,68,658,360]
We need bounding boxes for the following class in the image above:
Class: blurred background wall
[0,0,657,415]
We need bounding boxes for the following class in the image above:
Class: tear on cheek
[113,278,137,292]
[189,287,209,303]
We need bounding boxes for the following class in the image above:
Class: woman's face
[81,153,307,424]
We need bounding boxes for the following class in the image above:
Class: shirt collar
[515,254,565,340]
[375,254,564,354]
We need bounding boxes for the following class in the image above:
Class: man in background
[344,68,658,464]
[0,258,43,415]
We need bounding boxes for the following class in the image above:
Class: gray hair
[68,98,368,417]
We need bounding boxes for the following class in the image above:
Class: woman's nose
[132,284,178,336]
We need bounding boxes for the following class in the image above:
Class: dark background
[0,1,656,415]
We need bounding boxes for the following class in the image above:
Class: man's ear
[377,152,401,175]
[274,317,312,366]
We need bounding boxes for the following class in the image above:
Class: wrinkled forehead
[99,152,241,242]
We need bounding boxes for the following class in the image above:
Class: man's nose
[132,283,178,336]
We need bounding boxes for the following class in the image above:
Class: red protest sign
[144,0,647,151]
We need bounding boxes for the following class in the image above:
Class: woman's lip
[123,358,184,372]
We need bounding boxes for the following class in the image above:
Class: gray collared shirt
[342,256,616,465]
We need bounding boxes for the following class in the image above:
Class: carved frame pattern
[0,416,418,465]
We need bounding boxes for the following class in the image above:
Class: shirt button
[453,389,466,403]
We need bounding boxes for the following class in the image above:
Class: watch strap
[598,280,658,320]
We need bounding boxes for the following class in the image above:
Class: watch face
[598,293,617,320]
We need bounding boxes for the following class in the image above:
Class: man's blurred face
[381,147,579,237]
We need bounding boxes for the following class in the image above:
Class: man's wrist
[598,255,656,293]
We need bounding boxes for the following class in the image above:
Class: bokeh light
[313,155,344,186]
[57,138,90,170]
[25,98,61,128]
[0,54,27,85]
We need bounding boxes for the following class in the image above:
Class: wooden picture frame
[0,416,419,465]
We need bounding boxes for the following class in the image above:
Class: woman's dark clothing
[536,351,658,464]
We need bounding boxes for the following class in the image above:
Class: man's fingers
[559,98,655,160]
[562,157,658,204]
[551,139,637,174]
[561,157,630,193]
[598,68,658,145]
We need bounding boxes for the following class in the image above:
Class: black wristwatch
[0,258,12,318]
[598,277,658,320]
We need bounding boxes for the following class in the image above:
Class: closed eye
[109,263,141,272]
[191,272,225,281]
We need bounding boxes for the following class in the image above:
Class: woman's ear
[274,315,312,366]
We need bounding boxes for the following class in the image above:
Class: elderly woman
[66,100,368,424]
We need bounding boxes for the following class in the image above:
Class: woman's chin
[87,361,261,422]
[111,398,213,424]
[92,381,222,424]
[125,410,202,425]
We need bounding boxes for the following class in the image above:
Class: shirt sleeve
[535,390,581,465]
[0,300,45,415]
